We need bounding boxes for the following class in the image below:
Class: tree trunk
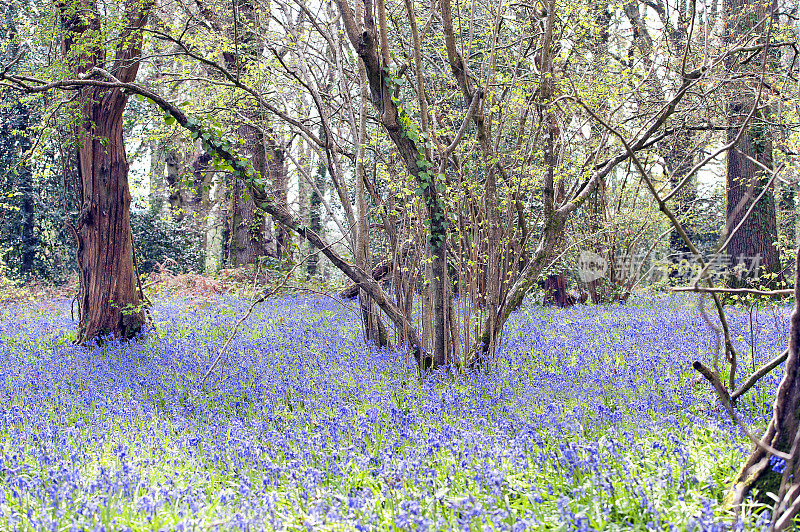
[61,0,149,343]
[725,0,780,286]
[229,117,275,266]
[229,173,271,266]
[725,117,780,284]
[268,133,290,260]
[74,86,145,342]
[542,273,571,307]
[17,101,35,278]
[307,159,326,277]
[354,60,385,347]
[779,184,797,247]
[204,170,225,274]
[728,243,800,517]
[163,148,189,218]
[148,139,165,214]
[297,139,311,259]
[586,0,610,302]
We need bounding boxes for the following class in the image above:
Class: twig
[731,348,789,401]
[200,292,267,386]
[201,257,307,387]
[693,360,791,460]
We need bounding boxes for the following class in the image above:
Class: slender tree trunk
[779,183,797,248]
[297,139,310,259]
[307,159,325,277]
[148,139,167,215]
[355,62,384,346]
[205,171,225,273]
[586,0,611,302]
[17,104,35,278]
[268,133,290,260]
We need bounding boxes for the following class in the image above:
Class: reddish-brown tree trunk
[62,0,149,343]
[542,273,571,308]
[75,87,145,342]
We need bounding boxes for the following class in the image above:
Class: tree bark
[728,242,800,512]
[61,0,149,343]
[230,171,272,266]
[335,0,448,368]
[725,0,780,286]
[16,95,35,278]
[307,159,326,277]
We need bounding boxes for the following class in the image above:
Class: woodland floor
[0,291,791,530]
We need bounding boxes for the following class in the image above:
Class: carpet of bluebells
[0,293,792,530]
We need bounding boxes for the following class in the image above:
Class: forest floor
[0,289,790,530]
